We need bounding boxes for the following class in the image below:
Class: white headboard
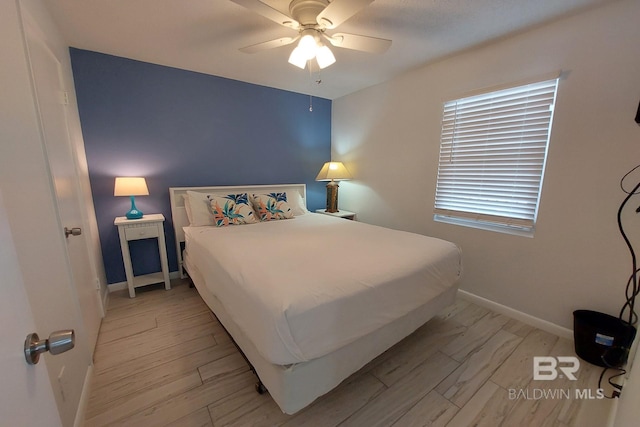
[169,183,307,278]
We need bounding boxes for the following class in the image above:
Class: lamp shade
[287,29,336,70]
[298,33,317,60]
[114,177,149,196]
[114,177,148,220]
[288,47,308,69]
[315,45,336,69]
[315,162,352,181]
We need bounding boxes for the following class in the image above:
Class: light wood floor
[85,279,615,426]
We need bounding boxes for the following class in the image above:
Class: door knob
[24,330,75,365]
[64,227,82,238]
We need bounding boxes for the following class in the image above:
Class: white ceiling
[45,0,612,100]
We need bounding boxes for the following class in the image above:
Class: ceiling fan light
[298,33,318,60]
[316,45,336,69]
[288,47,308,69]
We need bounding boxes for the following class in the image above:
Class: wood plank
[445,381,513,427]
[555,350,615,426]
[165,407,213,427]
[391,390,459,427]
[106,281,192,311]
[105,286,200,321]
[281,373,386,427]
[435,299,471,321]
[371,316,466,387]
[436,329,521,407]
[490,328,558,390]
[198,352,249,383]
[155,297,210,326]
[88,342,237,418]
[95,315,157,345]
[440,312,510,362]
[499,338,578,426]
[115,370,256,426]
[208,381,287,426]
[448,301,490,327]
[93,312,216,370]
[84,371,202,427]
[210,392,292,427]
[99,311,155,333]
[91,334,217,386]
[341,351,459,427]
[502,318,536,338]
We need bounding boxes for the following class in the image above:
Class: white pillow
[182,194,194,225]
[186,191,217,226]
[289,191,308,216]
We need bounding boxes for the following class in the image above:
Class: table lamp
[315,162,352,213]
[114,177,149,219]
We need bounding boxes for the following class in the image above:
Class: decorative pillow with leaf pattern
[207,193,258,227]
[251,192,294,221]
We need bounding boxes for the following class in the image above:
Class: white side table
[314,209,356,220]
[114,213,171,298]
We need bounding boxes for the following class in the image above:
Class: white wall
[614,342,640,425]
[333,0,640,331]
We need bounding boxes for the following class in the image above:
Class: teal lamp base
[125,195,143,219]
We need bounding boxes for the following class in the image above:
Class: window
[433,76,559,236]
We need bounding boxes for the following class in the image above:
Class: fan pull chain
[308,65,322,112]
[308,64,314,112]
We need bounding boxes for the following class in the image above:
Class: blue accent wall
[70,48,331,285]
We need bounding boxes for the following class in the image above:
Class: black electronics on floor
[635,100,640,124]
[574,310,636,367]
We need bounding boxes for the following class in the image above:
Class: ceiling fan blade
[239,36,298,53]
[230,0,300,29]
[325,33,391,54]
[316,0,375,29]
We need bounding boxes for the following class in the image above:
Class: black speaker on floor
[636,100,640,125]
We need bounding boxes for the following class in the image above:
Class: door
[23,8,103,356]
[0,192,63,426]
[0,1,99,424]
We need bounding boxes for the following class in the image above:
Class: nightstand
[114,213,171,298]
[314,209,356,220]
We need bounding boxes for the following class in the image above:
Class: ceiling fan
[231,0,392,70]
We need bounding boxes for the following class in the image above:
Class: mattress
[184,213,462,365]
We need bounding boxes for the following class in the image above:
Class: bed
[169,184,462,414]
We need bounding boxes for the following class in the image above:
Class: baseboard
[102,287,110,310]
[457,289,573,340]
[107,281,127,292]
[108,271,182,293]
[74,363,93,427]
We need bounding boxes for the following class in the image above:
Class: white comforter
[184,213,461,365]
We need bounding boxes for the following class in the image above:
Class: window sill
[433,214,535,238]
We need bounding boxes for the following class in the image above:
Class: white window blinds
[434,77,559,233]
